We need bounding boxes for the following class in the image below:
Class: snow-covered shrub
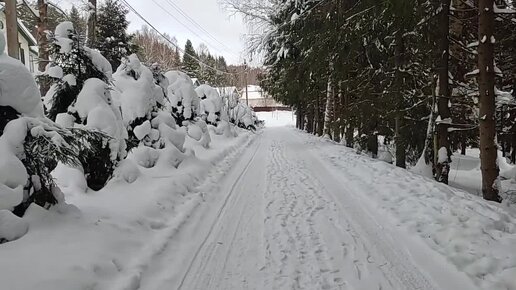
[150,63,170,97]
[231,103,258,131]
[35,22,123,191]
[185,119,211,148]
[41,21,112,121]
[164,70,200,124]
[67,78,128,190]
[1,29,118,216]
[113,54,166,150]
[196,84,223,125]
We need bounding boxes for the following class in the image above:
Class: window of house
[29,54,35,73]
[19,45,25,65]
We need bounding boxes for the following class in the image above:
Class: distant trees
[133,26,182,71]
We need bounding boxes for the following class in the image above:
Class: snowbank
[0,126,255,289]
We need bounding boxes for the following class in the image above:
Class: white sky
[57,0,249,65]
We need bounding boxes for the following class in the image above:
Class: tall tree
[435,0,452,183]
[182,39,200,78]
[478,0,500,201]
[96,0,135,70]
[69,5,87,39]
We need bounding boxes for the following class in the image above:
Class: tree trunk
[394,29,406,168]
[306,104,314,134]
[511,132,516,164]
[87,0,97,47]
[5,0,19,59]
[395,115,406,168]
[368,134,378,158]
[333,82,342,143]
[37,0,50,96]
[323,61,334,138]
[435,0,452,184]
[478,0,501,202]
[345,125,354,148]
[316,95,324,136]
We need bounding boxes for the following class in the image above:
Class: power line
[151,0,238,58]
[119,0,241,76]
[162,0,239,56]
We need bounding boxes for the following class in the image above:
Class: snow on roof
[241,85,268,100]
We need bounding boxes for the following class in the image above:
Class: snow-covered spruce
[164,70,201,124]
[39,22,126,191]
[41,21,111,121]
[196,84,237,138]
[0,31,107,226]
[113,54,167,150]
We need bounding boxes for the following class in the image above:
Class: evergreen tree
[41,21,120,191]
[182,39,200,78]
[96,0,136,70]
[69,5,87,39]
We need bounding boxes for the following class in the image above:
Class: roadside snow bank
[302,131,516,290]
[0,128,255,290]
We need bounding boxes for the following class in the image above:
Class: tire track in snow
[177,137,263,290]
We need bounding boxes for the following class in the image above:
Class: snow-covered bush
[1,30,111,216]
[164,70,200,124]
[231,102,258,131]
[113,54,166,150]
[41,21,112,121]
[35,22,124,191]
[66,78,128,190]
[196,84,223,125]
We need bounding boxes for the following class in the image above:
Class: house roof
[241,85,268,100]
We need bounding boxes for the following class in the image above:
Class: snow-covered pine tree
[0,32,108,217]
[96,0,137,70]
[42,21,111,121]
[69,5,87,39]
[182,39,200,78]
[113,54,167,150]
[41,21,125,191]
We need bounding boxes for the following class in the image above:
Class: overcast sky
[59,0,249,65]
[124,0,247,65]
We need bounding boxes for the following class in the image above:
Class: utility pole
[87,0,97,47]
[4,0,19,59]
[244,59,248,106]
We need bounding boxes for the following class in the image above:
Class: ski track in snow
[128,127,481,290]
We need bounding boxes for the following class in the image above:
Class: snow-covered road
[133,127,484,290]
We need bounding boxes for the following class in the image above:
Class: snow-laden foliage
[41,21,112,121]
[165,70,201,123]
[96,0,137,70]
[196,84,224,124]
[0,35,110,218]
